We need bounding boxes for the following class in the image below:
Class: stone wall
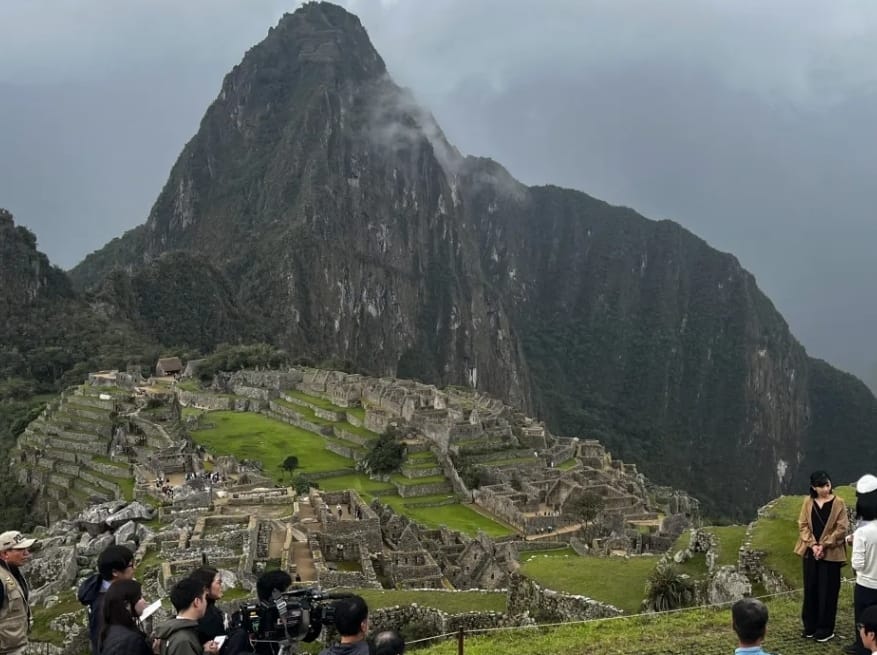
[177,390,234,410]
[396,480,453,498]
[506,573,623,620]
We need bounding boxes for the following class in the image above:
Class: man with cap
[0,530,36,655]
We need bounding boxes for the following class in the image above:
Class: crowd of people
[4,470,877,654]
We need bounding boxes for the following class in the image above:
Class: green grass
[189,412,352,483]
[317,474,396,494]
[31,592,84,646]
[176,379,202,392]
[414,589,856,655]
[335,420,379,441]
[346,406,366,421]
[222,587,251,602]
[273,398,333,425]
[708,524,747,567]
[390,473,447,486]
[476,456,539,467]
[379,496,513,537]
[351,589,507,614]
[407,451,436,461]
[751,486,855,587]
[519,549,657,613]
[92,455,129,470]
[557,458,579,470]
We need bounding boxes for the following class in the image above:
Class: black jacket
[197,600,225,643]
[77,573,105,655]
[99,624,153,655]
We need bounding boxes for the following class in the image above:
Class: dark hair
[862,605,877,637]
[334,595,368,637]
[809,470,831,498]
[374,630,405,655]
[256,570,292,602]
[190,566,220,599]
[98,545,135,581]
[100,579,143,646]
[732,598,768,644]
[857,492,877,522]
[170,577,207,612]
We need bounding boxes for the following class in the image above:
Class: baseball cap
[0,531,36,552]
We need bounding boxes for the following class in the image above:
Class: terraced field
[186,389,514,537]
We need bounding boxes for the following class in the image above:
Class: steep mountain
[69,2,877,519]
[0,208,158,389]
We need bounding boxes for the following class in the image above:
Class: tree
[280,455,299,477]
[291,475,316,496]
[567,490,605,539]
[365,433,405,475]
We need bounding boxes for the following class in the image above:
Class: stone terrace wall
[506,573,622,620]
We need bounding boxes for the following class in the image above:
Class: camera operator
[318,596,369,655]
[223,571,293,655]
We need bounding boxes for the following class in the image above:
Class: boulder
[707,565,752,604]
[27,544,79,605]
[76,500,127,536]
[83,533,115,557]
[114,521,138,546]
[105,501,154,528]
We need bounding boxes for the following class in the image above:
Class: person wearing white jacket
[851,475,877,655]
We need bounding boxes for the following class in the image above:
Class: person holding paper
[98,579,152,655]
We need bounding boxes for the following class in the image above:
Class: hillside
[64,2,877,519]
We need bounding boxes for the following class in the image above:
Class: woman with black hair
[794,470,849,643]
[98,579,152,655]
[851,475,877,655]
[189,567,226,644]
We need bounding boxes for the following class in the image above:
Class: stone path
[293,541,316,582]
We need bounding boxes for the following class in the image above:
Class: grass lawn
[407,451,436,461]
[317,474,396,495]
[30,592,84,646]
[273,398,333,425]
[350,589,507,613]
[346,406,366,421]
[379,495,513,537]
[414,589,856,655]
[707,524,747,567]
[335,420,379,441]
[390,473,447,486]
[189,412,352,483]
[519,550,657,613]
[557,458,579,470]
[751,486,855,587]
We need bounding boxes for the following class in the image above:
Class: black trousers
[853,583,877,655]
[801,555,842,637]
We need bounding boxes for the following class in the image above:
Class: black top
[99,624,153,655]
[197,600,226,642]
[811,497,834,542]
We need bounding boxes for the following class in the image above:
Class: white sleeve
[853,530,866,571]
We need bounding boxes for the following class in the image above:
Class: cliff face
[69,2,877,518]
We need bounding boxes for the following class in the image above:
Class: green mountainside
[50,2,877,518]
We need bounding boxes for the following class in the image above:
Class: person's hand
[203,640,220,655]
[151,637,161,654]
[847,534,854,544]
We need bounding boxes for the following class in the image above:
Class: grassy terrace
[707,524,747,567]
[751,485,855,587]
[416,590,856,655]
[557,458,579,470]
[519,549,657,613]
[317,475,395,495]
[352,589,506,613]
[283,389,346,412]
[390,473,447,486]
[272,398,333,425]
[189,411,350,483]
[407,451,436,461]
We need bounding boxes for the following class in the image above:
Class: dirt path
[293,541,316,582]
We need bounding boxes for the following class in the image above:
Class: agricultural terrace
[187,399,513,537]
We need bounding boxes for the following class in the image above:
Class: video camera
[234,587,350,646]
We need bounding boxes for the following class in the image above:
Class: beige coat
[794,495,849,563]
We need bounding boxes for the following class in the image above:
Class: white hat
[0,531,36,552]
[856,474,877,495]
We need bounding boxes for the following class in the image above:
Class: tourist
[188,567,226,645]
[155,578,219,655]
[0,530,37,655]
[318,595,370,655]
[78,545,136,655]
[373,630,405,655]
[794,470,849,642]
[98,579,152,655]
[851,476,877,655]
[859,605,877,655]
[732,597,771,655]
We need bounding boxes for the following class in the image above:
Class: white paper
[140,599,162,621]
[213,635,227,648]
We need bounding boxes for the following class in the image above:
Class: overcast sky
[1,0,876,388]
